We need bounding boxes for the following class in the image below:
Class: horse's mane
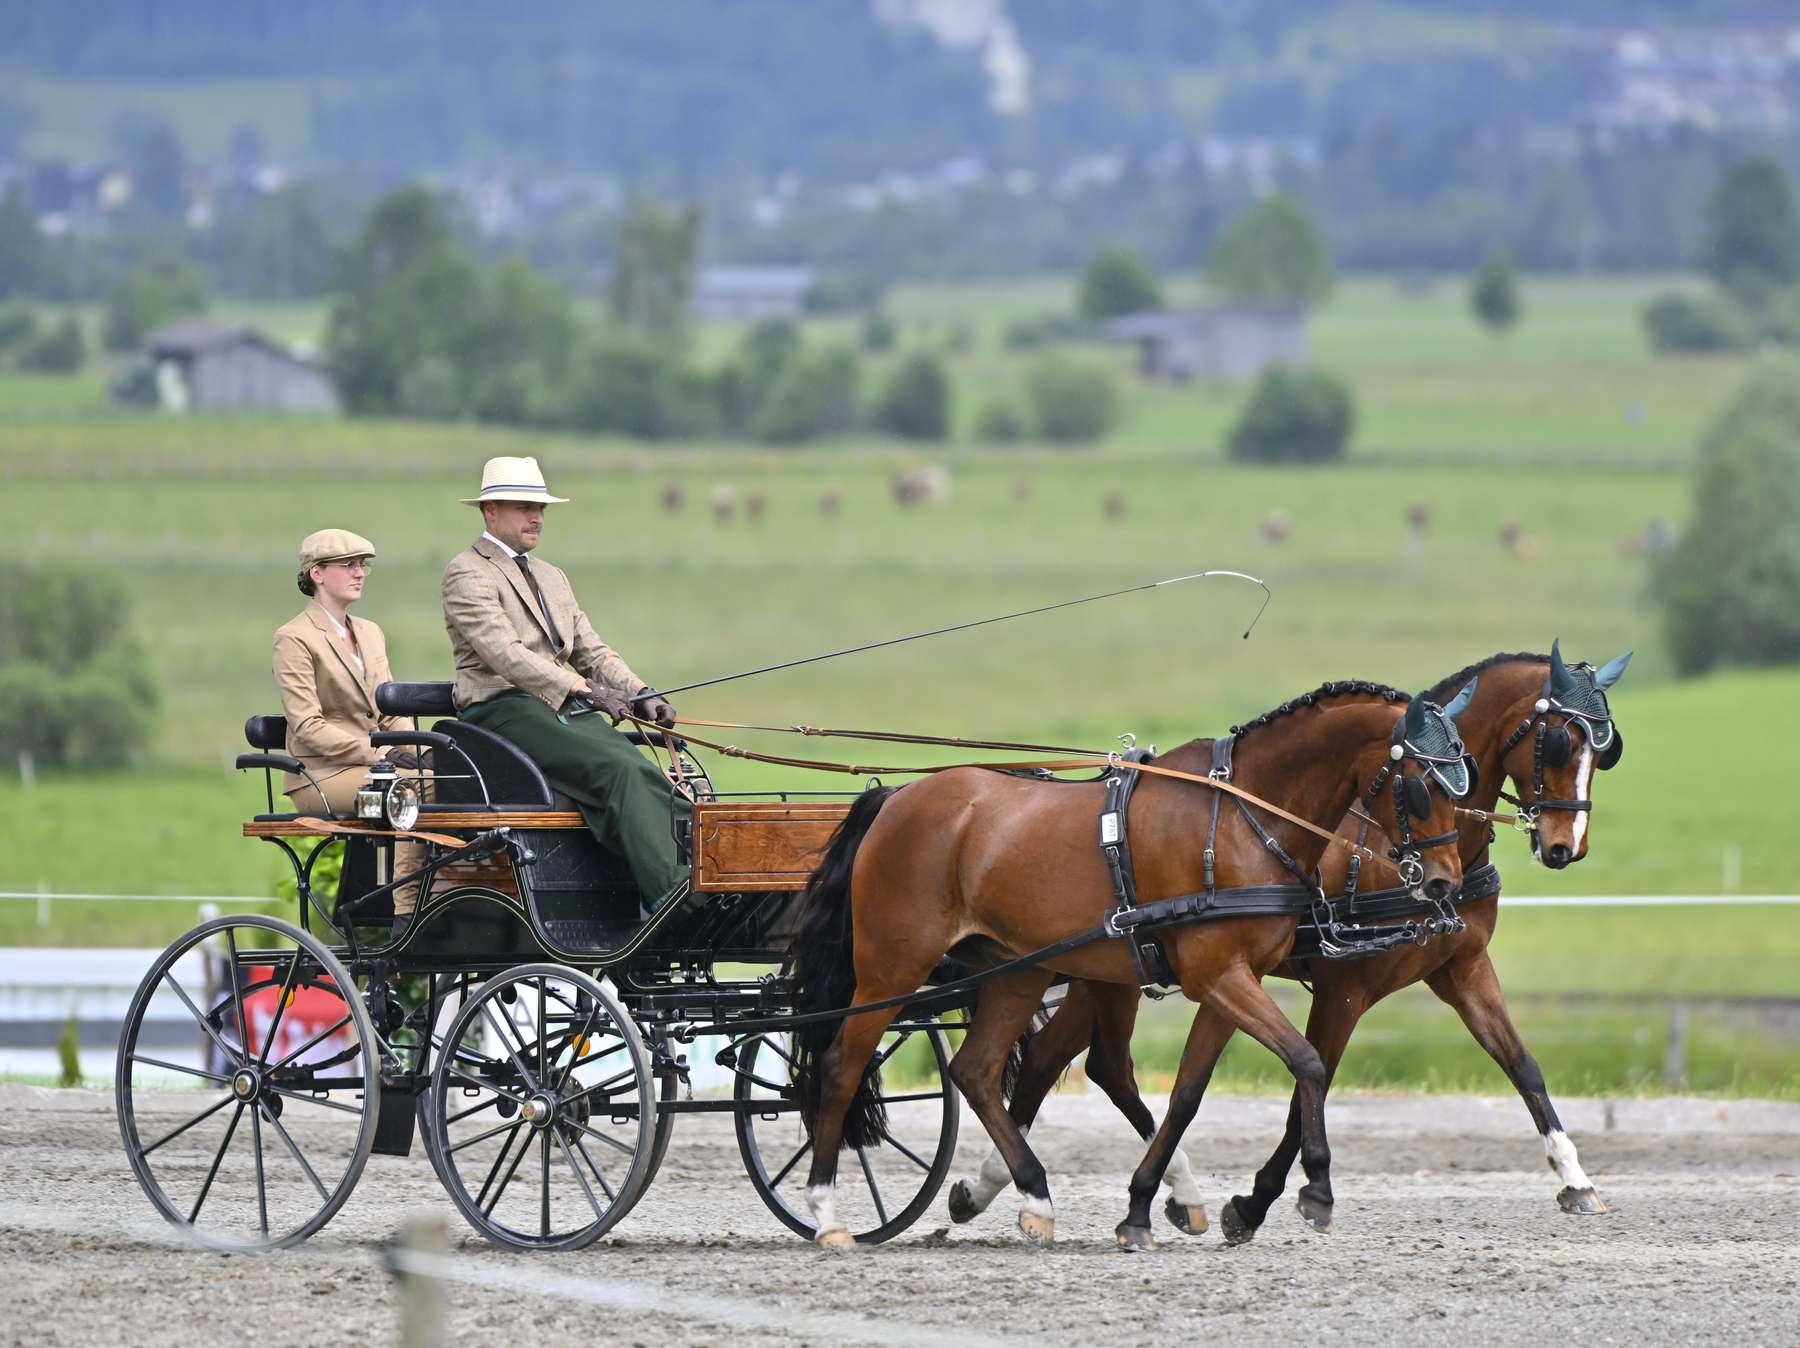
[1423,652,1548,706]
[1230,679,1409,738]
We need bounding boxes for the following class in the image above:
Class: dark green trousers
[462,692,690,906]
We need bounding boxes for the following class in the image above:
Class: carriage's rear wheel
[428,964,657,1250]
[734,1021,958,1245]
[115,915,381,1250]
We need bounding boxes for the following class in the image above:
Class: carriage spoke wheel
[429,964,656,1250]
[734,1021,958,1245]
[115,915,381,1251]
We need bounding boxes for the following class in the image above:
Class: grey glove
[633,686,677,728]
[580,682,634,724]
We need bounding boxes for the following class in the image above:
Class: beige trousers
[285,767,432,916]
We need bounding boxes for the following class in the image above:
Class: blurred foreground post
[388,1216,448,1348]
[1664,1001,1690,1091]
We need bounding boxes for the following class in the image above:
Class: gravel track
[1,1084,1795,1347]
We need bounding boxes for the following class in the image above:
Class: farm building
[1102,306,1307,381]
[691,266,816,321]
[134,320,338,413]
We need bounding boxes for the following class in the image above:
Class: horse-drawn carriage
[115,680,959,1252]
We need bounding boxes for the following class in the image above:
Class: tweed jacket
[442,536,643,712]
[271,602,404,798]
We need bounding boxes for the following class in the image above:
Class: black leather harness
[1096,737,1494,993]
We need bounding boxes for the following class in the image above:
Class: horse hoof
[815,1227,857,1252]
[1557,1186,1607,1215]
[1163,1195,1209,1236]
[1114,1223,1156,1253]
[947,1180,980,1224]
[1296,1193,1334,1234]
[1221,1197,1257,1247]
[1017,1211,1055,1247]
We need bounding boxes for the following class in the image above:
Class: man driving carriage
[442,456,691,913]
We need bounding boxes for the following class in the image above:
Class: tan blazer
[272,602,404,799]
[442,535,643,712]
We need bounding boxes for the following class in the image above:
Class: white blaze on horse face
[806,1183,841,1235]
[966,1129,1026,1213]
[1570,743,1594,853]
[1162,1143,1205,1206]
[1544,1129,1595,1193]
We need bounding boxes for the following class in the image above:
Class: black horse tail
[999,998,1058,1105]
[782,785,897,1150]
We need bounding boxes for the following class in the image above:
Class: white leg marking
[1544,1130,1595,1192]
[1161,1144,1205,1206]
[1570,746,1594,851]
[806,1183,841,1233]
[1016,1187,1054,1220]
[962,1126,1026,1213]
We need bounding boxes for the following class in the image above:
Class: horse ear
[1549,639,1576,698]
[1444,676,1478,723]
[1595,650,1633,689]
[1402,696,1427,738]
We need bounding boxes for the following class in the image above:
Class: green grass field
[0,273,1794,1095]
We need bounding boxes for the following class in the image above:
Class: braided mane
[1231,679,1409,738]
[1423,652,1548,706]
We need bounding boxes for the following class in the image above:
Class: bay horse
[784,680,1478,1250]
[946,642,1631,1244]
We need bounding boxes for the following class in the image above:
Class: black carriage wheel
[429,964,657,1250]
[115,914,382,1251]
[734,1021,958,1245]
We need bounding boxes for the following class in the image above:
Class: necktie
[514,555,566,656]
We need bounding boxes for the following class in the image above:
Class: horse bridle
[1354,707,1477,892]
[1495,685,1623,830]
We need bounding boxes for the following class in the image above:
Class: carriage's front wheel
[429,964,657,1250]
[115,914,382,1250]
[734,1021,959,1245]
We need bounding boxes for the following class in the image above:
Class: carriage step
[543,919,620,953]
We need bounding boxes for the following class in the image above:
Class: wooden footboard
[691,801,852,892]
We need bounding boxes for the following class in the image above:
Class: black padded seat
[245,715,288,750]
[425,719,554,808]
[377,681,456,718]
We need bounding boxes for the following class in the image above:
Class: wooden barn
[1102,306,1307,382]
[142,320,338,413]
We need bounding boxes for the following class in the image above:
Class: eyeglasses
[324,559,372,573]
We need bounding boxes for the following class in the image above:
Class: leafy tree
[1701,156,1800,306]
[0,561,157,768]
[107,110,188,221]
[1025,355,1118,444]
[1641,294,1753,354]
[1469,249,1521,334]
[325,187,483,416]
[739,318,802,410]
[101,252,208,352]
[606,192,701,342]
[0,186,43,301]
[871,352,950,441]
[860,308,897,352]
[560,332,706,440]
[1078,246,1162,320]
[460,255,577,424]
[207,184,336,300]
[1227,367,1355,464]
[1206,193,1334,309]
[17,314,86,372]
[749,346,860,445]
[974,399,1026,443]
[0,303,37,355]
[1655,362,1800,674]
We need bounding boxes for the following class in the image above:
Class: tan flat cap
[461,455,569,506]
[298,528,377,569]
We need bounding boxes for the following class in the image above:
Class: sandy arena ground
[1,1083,1796,1347]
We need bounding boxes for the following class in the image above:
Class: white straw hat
[461,456,569,506]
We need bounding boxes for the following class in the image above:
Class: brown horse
[784,681,1476,1250]
[946,644,1631,1244]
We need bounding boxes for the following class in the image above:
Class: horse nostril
[1424,877,1453,903]
[1545,843,1571,868]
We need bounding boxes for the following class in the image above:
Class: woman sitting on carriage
[271,528,427,926]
